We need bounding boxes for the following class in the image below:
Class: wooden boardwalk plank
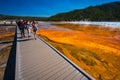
[16,29,95,80]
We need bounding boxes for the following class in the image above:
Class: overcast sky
[0,0,119,17]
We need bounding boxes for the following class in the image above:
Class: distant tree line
[0,14,48,21]
[48,2,120,21]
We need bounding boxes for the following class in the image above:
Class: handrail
[0,24,16,26]
[3,26,17,80]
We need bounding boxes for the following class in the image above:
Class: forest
[48,2,120,21]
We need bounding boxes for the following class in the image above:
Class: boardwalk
[15,28,95,80]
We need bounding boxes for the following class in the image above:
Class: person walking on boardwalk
[26,21,31,37]
[32,21,38,39]
[16,19,25,38]
[23,20,30,37]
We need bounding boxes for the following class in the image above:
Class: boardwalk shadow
[17,38,34,42]
[0,41,13,44]
[17,36,23,39]
[17,33,21,34]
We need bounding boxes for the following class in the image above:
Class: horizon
[0,0,120,17]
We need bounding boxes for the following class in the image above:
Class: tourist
[23,20,30,37]
[10,20,13,24]
[3,21,6,24]
[32,21,38,39]
[27,21,31,37]
[16,19,25,38]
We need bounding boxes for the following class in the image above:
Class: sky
[0,0,120,17]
